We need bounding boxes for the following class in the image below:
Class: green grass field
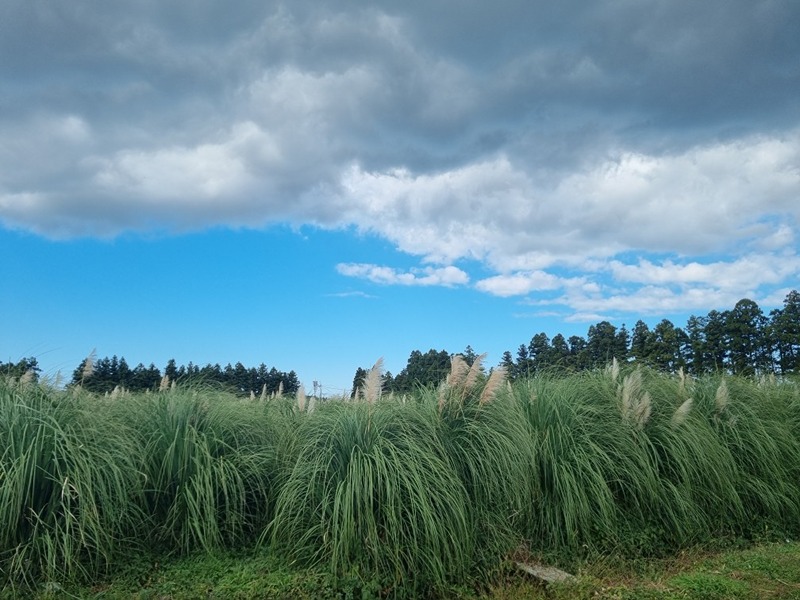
[2,360,799,598]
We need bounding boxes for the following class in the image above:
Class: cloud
[608,254,800,291]
[336,263,469,287]
[2,0,799,315]
[326,290,377,299]
[474,271,564,297]
[339,131,800,269]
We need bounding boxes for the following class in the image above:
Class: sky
[1,1,799,393]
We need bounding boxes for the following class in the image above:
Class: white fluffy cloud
[336,263,469,287]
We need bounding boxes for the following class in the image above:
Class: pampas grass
[671,398,694,428]
[266,400,472,595]
[360,357,384,404]
[0,378,144,588]
[3,361,800,595]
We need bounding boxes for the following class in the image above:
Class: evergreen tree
[684,315,709,374]
[164,359,179,383]
[462,345,478,366]
[515,344,532,378]
[630,320,653,365]
[392,349,451,393]
[769,290,800,374]
[568,335,590,370]
[586,321,618,368]
[614,324,631,363]
[528,333,551,372]
[0,357,40,381]
[649,319,682,372]
[704,310,729,372]
[500,351,516,379]
[726,299,770,375]
[550,334,571,369]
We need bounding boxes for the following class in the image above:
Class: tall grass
[118,388,287,553]
[514,368,800,558]
[0,379,143,588]
[431,357,534,568]
[266,398,473,595]
[2,367,800,596]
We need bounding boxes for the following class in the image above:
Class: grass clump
[2,363,800,598]
[0,379,143,589]
[266,398,473,596]
[120,388,285,554]
[433,356,534,570]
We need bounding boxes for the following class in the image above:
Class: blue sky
[2,1,799,391]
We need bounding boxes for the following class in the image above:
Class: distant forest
[353,290,800,395]
[0,356,300,397]
[4,290,799,398]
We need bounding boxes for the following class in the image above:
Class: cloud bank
[2,0,799,317]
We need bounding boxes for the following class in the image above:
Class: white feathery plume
[715,379,729,414]
[447,354,469,388]
[464,353,487,394]
[362,357,384,405]
[671,398,693,428]
[479,366,507,405]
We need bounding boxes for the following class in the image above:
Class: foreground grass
[13,539,800,599]
[2,365,799,597]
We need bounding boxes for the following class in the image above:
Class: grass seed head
[447,354,469,388]
[362,357,384,405]
[479,366,507,405]
[606,357,620,382]
[82,348,97,381]
[715,379,729,414]
[464,353,487,393]
[671,398,694,428]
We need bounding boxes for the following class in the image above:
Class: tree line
[68,356,300,397]
[0,357,40,381]
[500,291,800,380]
[351,290,800,395]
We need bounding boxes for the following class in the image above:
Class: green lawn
[10,540,796,599]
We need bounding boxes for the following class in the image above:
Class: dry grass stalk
[479,366,507,405]
[671,398,693,427]
[619,370,652,429]
[606,357,620,382]
[463,353,487,394]
[260,383,267,401]
[296,384,307,412]
[715,379,729,414]
[277,381,284,397]
[619,370,642,419]
[249,390,256,401]
[81,348,97,384]
[159,375,170,392]
[757,373,776,388]
[437,382,448,413]
[447,355,470,388]
[362,357,384,405]
[19,369,34,385]
[677,367,685,391]
[634,391,652,429]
